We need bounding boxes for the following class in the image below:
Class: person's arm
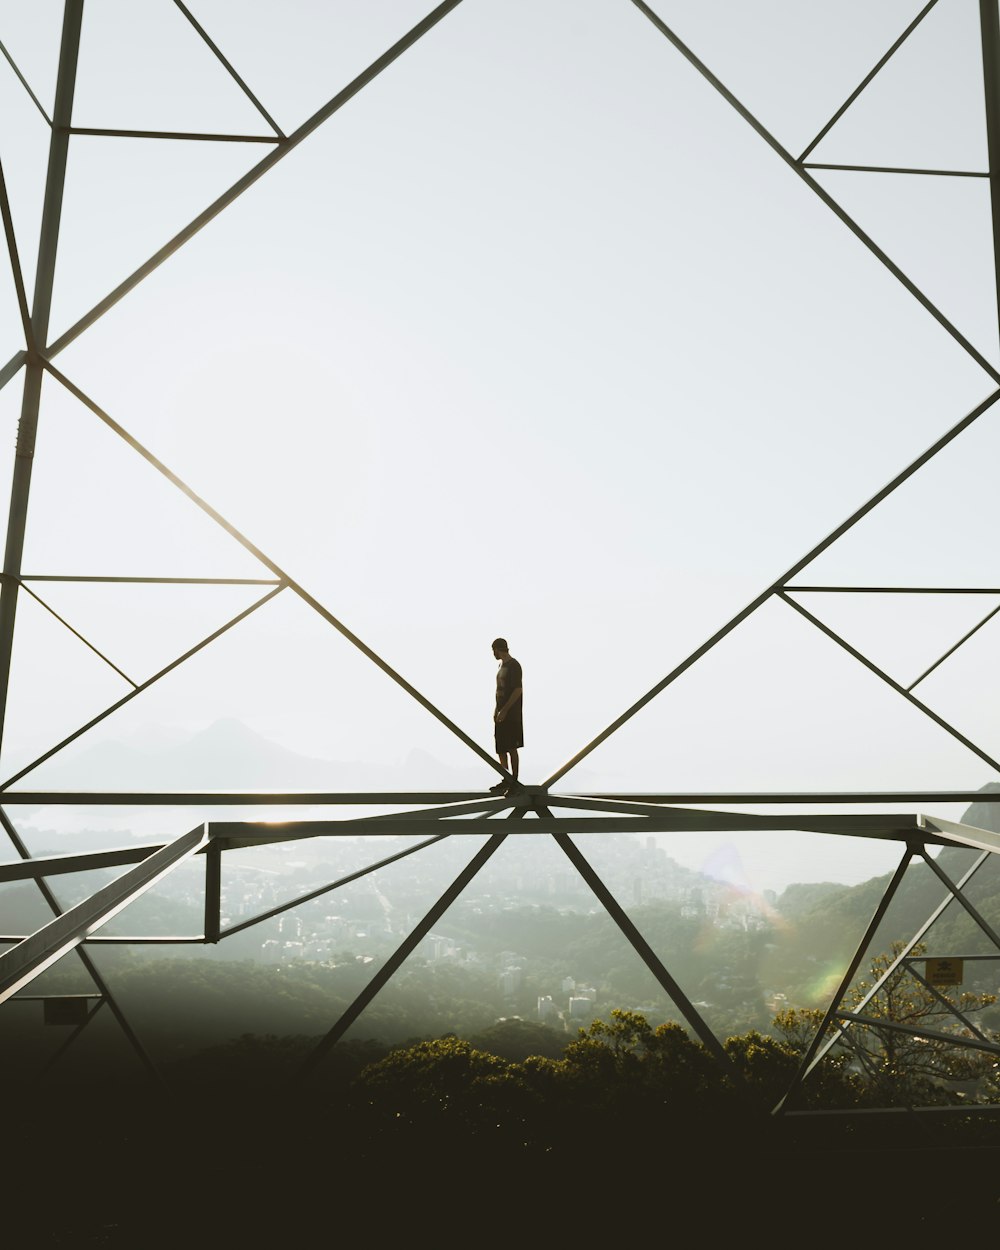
[495,685,522,722]
[495,665,522,721]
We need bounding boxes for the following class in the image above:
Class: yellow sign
[925,958,964,986]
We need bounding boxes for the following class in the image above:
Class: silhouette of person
[489,637,522,795]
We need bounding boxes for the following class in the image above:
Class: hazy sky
[2,0,1000,890]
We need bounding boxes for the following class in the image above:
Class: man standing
[489,637,522,795]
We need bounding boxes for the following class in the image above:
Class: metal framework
[2,0,1000,1114]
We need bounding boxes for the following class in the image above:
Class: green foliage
[359,1034,509,1108]
[348,1008,753,1163]
[724,1028,865,1110]
[467,1017,567,1061]
[772,1005,828,1051]
[767,943,1000,1108]
[835,942,1000,1106]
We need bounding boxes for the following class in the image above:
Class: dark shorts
[495,716,523,752]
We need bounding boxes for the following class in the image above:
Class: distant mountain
[30,718,487,791]
[960,782,1000,835]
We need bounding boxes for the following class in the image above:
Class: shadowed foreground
[10,1085,1000,1242]
[8,1016,1000,1241]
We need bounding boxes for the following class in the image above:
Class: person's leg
[508,748,518,781]
[489,750,508,793]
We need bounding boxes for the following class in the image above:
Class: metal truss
[2,0,1000,1112]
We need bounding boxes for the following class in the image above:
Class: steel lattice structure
[2,0,1000,1112]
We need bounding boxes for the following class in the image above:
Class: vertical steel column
[980,0,1000,357]
[203,840,221,942]
[0,0,83,752]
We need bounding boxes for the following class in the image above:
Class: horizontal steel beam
[10,993,101,1001]
[18,575,281,584]
[0,843,164,882]
[903,952,1000,962]
[575,791,1000,805]
[206,813,966,848]
[5,789,1000,806]
[0,790,500,805]
[1,935,202,945]
[802,162,987,178]
[920,816,1000,856]
[787,586,1000,594]
[0,826,207,1003]
[835,1010,1000,1056]
[67,127,280,143]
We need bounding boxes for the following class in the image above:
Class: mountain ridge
[22,716,488,791]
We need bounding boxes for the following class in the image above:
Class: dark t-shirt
[495,657,523,716]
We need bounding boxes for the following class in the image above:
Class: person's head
[491,637,509,660]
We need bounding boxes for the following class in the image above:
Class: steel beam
[46,364,506,779]
[833,1009,1000,1056]
[919,815,1000,857]
[0,807,161,1079]
[544,388,1000,787]
[46,0,466,359]
[0,934,203,944]
[0,0,83,758]
[539,0,1000,792]
[908,601,1000,690]
[4,789,1000,806]
[0,36,53,125]
[0,843,164,882]
[980,0,1000,357]
[788,586,1000,594]
[774,847,913,1114]
[172,0,285,137]
[0,825,207,1003]
[801,163,986,178]
[630,0,999,381]
[203,840,222,943]
[296,830,508,1078]
[0,790,495,805]
[20,582,138,686]
[552,827,735,1073]
[0,583,284,790]
[918,846,1000,948]
[205,812,961,847]
[797,0,940,161]
[541,793,960,842]
[574,791,1000,805]
[0,156,33,347]
[21,575,281,584]
[67,128,280,143]
[0,351,26,392]
[779,591,1000,776]
[902,960,995,1044]
[219,833,450,937]
[796,850,993,1077]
